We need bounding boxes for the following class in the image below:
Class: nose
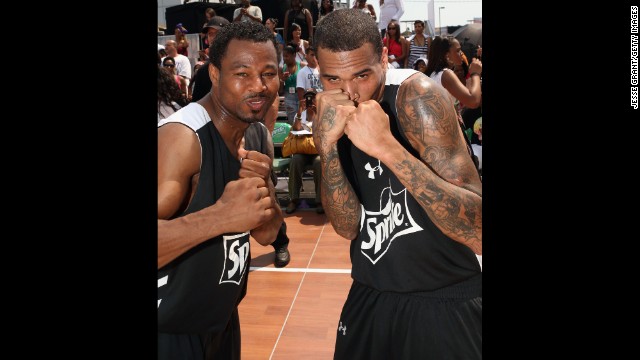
[342,82,359,102]
[249,74,268,93]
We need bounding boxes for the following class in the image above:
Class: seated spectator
[405,20,430,68]
[383,20,409,68]
[233,0,263,23]
[288,23,309,67]
[412,57,427,74]
[162,57,188,103]
[285,109,322,214]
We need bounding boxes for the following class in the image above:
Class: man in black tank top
[313,10,482,359]
[157,21,283,360]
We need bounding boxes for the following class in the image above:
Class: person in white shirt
[296,46,322,111]
[378,0,405,39]
[233,0,262,23]
[163,40,192,97]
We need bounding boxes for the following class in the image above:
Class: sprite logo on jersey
[359,184,422,264]
[219,232,250,285]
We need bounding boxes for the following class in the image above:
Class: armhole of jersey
[386,69,418,148]
[158,103,211,170]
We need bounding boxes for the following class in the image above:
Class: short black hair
[313,9,382,61]
[162,56,175,66]
[283,45,297,55]
[209,21,276,69]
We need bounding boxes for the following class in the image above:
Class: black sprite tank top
[337,69,481,293]
[157,103,250,333]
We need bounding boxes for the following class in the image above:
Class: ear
[208,62,219,84]
[381,46,389,69]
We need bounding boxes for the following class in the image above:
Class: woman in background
[378,0,404,39]
[382,20,409,68]
[174,23,189,57]
[319,0,334,22]
[265,18,285,67]
[353,0,376,21]
[284,0,313,44]
[157,67,187,121]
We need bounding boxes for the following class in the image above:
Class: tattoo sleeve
[392,76,482,254]
[316,108,361,240]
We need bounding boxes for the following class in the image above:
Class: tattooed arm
[342,74,482,254]
[312,90,361,240]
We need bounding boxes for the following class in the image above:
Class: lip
[245,97,267,111]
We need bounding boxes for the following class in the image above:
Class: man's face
[206,27,219,46]
[164,42,177,56]
[305,50,318,68]
[265,19,274,30]
[213,39,279,124]
[316,43,387,103]
[283,51,295,65]
[242,0,250,6]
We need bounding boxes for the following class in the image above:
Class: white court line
[249,267,351,273]
[268,221,328,360]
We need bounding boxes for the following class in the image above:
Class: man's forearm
[158,206,230,269]
[381,145,482,254]
[319,144,361,240]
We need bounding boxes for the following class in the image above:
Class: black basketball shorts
[158,308,241,360]
[334,274,482,360]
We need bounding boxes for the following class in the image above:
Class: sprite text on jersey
[359,183,423,264]
[219,232,250,285]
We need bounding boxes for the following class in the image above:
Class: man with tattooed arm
[311,9,482,359]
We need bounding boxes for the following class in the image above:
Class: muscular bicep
[158,123,202,219]
[396,74,481,194]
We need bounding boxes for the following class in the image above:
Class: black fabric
[303,0,319,25]
[337,76,481,293]
[243,122,289,250]
[158,119,250,336]
[158,308,241,360]
[271,221,290,249]
[285,8,311,41]
[334,276,482,360]
[164,3,239,35]
[243,122,277,185]
[244,123,289,249]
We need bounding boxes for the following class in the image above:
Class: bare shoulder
[158,123,202,182]
[396,73,481,189]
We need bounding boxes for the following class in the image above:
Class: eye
[356,74,368,80]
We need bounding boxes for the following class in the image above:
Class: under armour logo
[365,160,383,179]
[338,321,347,335]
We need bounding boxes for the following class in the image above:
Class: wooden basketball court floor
[240,209,352,360]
